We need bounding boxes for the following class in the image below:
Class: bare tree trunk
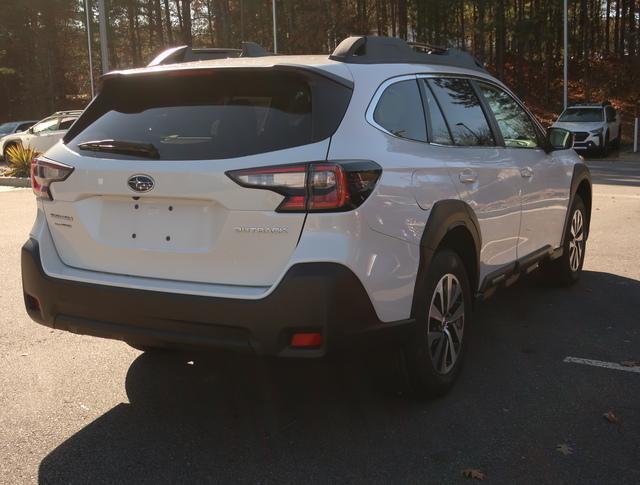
[164,0,174,43]
[614,0,621,55]
[127,0,141,66]
[181,0,192,45]
[154,0,164,46]
[476,0,486,62]
[398,0,407,40]
[496,0,505,78]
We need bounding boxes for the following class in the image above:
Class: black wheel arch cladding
[411,199,481,319]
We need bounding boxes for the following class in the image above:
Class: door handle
[520,167,534,178]
[458,169,477,184]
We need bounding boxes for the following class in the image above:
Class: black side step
[475,245,555,304]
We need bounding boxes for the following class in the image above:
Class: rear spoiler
[101,64,353,90]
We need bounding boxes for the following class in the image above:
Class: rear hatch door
[42,66,352,286]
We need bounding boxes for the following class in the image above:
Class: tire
[542,195,587,286]
[374,249,472,399]
[612,135,621,150]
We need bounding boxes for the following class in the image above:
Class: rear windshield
[558,108,603,122]
[66,69,352,160]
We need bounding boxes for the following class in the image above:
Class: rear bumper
[21,238,415,357]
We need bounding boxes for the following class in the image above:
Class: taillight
[227,161,381,212]
[31,157,74,200]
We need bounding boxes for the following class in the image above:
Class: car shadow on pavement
[38,270,640,484]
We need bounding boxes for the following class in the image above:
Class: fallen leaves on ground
[556,443,574,455]
[603,410,620,424]
[462,469,486,481]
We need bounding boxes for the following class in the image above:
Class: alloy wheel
[568,208,584,272]
[427,273,465,374]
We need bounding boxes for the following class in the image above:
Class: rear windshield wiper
[77,139,160,159]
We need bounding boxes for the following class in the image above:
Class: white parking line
[594,193,640,199]
[564,356,640,374]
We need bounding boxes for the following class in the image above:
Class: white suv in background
[552,102,621,154]
[21,36,591,397]
[0,110,82,159]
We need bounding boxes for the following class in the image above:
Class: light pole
[563,0,568,110]
[85,0,95,98]
[98,0,109,74]
[272,0,277,54]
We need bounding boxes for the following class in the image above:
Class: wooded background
[0,0,638,135]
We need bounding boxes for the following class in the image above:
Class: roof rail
[572,101,611,107]
[329,36,487,73]
[53,110,83,116]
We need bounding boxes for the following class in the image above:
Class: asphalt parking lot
[0,159,639,484]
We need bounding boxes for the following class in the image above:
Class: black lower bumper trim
[21,239,415,357]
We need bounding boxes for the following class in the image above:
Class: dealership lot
[0,159,639,484]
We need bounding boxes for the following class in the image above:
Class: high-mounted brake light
[31,157,74,200]
[226,161,381,212]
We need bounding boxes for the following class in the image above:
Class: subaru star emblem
[127,174,155,193]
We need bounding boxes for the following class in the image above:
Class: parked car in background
[0,111,82,160]
[552,102,621,154]
[0,120,38,137]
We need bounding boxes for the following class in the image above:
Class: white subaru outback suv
[552,102,621,154]
[22,36,591,397]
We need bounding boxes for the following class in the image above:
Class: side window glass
[420,80,453,145]
[58,117,77,130]
[427,78,495,146]
[373,79,427,142]
[32,118,59,134]
[478,82,540,149]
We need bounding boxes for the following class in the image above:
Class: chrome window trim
[365,74,424,142]
[416,73,548,137]
[366,71,548,150]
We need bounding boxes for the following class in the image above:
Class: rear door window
[66,69,352,160]
[58,117,77,130]
[373,79,427,142]
[426,78,495,146]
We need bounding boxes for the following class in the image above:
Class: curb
[0,177,30,188]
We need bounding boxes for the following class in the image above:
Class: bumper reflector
[25,294,41,312]
[291,332,323,348]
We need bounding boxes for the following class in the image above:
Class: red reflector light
[290,332,323,348]
[25,294,41,312]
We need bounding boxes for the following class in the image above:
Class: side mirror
[547,127,573,151]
